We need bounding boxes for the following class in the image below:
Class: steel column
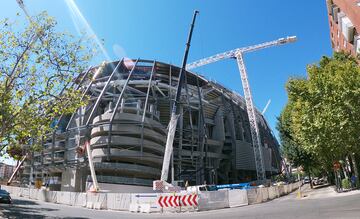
[106,59,140,159]
[85,59,124,126]
[140,61,156,155]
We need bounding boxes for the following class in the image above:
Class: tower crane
[186,36,297,182]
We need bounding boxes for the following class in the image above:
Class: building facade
[21,59,281,192]
[326,0,360,56]
[0,163,15,180]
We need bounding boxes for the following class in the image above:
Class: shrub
[341,178,351,189]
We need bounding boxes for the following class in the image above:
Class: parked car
[313,177,325,185]
[303,177,310,184]
[313,177,319,185]
[0,189,12,204]
[0,189,9,195]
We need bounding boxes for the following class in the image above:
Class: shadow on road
[62,218,90,219]
[0,197,91,219]
[0,198,61,219]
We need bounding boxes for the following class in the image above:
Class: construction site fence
[0,181,301,213]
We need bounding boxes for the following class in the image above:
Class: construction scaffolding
[17,59,282,192]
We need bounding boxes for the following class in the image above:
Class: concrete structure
[21,59,281,192]
[0,163,15,180]
[326,0,360,56]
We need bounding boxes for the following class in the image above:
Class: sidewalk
[299,184,360,200]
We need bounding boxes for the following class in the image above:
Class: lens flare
[64,0,111,61]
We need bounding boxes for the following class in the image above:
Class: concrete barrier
[278,185,285,196]
[286,185,291,194]
[107,193,131,211]
[29,189,38,200]
[275,186,280,198]
[267,187,277,200]
[70,192,87,207]
[247,182,302,205]
[46,191,57,203]
[129,203,139,212]
[130,193,160,213]
[57,191,71,205]
[285,185,290,194]
[259,188,269,202]
[228,189,248,207]
[20,188,30,198]
[37,189,47,201]
[198,190,229,211]
[2,182,302,213]
[86,192,107,209]
[246,188,262,204]
[16,187,22,196]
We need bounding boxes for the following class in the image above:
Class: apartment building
[326,0,360,56]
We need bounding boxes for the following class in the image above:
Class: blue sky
[1,0,332,150]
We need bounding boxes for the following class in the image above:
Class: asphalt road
[1,185,360,219]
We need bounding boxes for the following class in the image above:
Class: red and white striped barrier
[158,195,179,207]
[158,194,198,208]
[181,194,198,206]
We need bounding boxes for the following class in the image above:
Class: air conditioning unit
[355,36,360,55]
[337,12,345,30]
[341,16,355,42]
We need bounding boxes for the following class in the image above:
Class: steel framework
[14,59,283,191]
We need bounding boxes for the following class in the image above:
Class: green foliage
[277,102,317,173]
[341,178,351,189]
[0,12,96,158]
[278,52,360,173]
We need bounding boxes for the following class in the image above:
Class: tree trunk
[308,172,313,189]
[327,170,335,185]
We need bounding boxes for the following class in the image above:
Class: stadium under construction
[19,59,282,192]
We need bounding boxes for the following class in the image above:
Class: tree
[0,12,95,158]
[279,52,360,182]
[291,53,360,161]
[277,103,317,173]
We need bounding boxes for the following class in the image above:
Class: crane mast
[235,52,266,180]
[186,36,296,182]
[153,11,199,192]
